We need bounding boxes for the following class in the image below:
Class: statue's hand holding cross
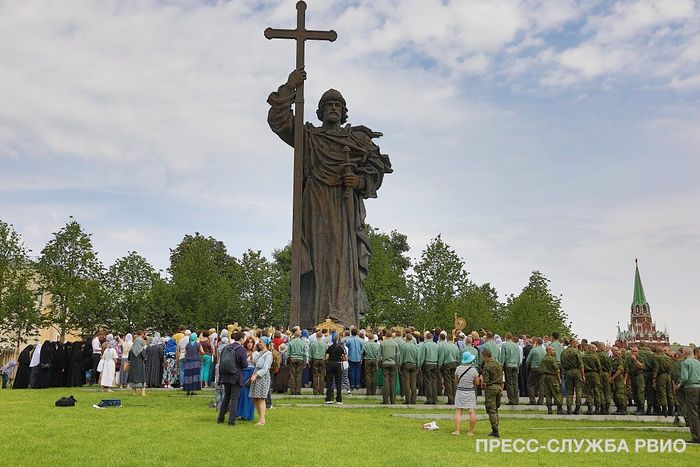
[286,67,307,89]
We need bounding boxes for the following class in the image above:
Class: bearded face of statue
[316,89,348,125]
[321,99,344,126]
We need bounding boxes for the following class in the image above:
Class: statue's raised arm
[267,68,307,147]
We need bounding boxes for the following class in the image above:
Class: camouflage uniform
[670,357,685,419]
[560,346,584,413]
[482,359,503,436]
[582,350,602,414]
[541,354,563,413]
[638,347,656,414]
[597,349,612,413]
[655,353,674,415]
[626,353,646,413]
[610,355,627,414]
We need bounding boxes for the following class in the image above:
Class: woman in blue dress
[236,337,256,420]
[183,333,203,395]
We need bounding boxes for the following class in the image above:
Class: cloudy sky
[2,0,699,343]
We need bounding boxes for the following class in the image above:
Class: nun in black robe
[50,342,67,387]
[38,340,54,388]
[81,341,93,383]
[12,345,34,389]
[67,342,85,387]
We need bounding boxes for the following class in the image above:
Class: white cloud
[586,0,695,44]
[559,42,630,77]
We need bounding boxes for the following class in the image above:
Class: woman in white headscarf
[119,334,133,389]
[99,340,118,392]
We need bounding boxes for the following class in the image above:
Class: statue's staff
[342,146,360,292]
[264,1,337,326]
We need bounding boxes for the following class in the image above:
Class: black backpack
[219,343,239,375]
[55,396,77,407]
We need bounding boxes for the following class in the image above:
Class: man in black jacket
[217,331,249,425]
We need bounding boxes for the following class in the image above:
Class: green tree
[502,270,573,337]
[37,218,103,340]
[363,228,413,327]
[271,243,292,326]
[169,233,237,329]
[70,277,110,338]
[411,235,470,330]
[238,249,282,327]
[0,221,42,351]
[105,251,158,334]
[146,276,179,333]
[455,282,502,334]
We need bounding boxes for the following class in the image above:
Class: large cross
[265,1,337,327]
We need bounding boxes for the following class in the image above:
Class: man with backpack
[217,331,249,426]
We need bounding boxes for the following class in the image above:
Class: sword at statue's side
[342,146,360,293]
[264,0,337,327]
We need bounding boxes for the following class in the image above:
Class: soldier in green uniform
[309,331,328,395]
[638,343,657,414]
[438,333,460,405]
[361,333,380,395]
[596,342,612,414]
[525,337,545,405]
[287,330,308,395]
[481,349,504,438]
[582,343,603,415]
[541,346,563,414]
[654,346,674,416]
[400,332,419,405]
[499,332,521,405]
[610,346,627,415]
[626,345,646,415]
[416,333,425,397]
[561,338,584,414]
[420,332,439,404]
[379,330,401,405]
[481,332,500,363]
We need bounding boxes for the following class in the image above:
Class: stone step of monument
[274,402,554,411]
[392,413,683,424]
[273,402,555,413]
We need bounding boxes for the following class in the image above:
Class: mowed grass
[1,388,697,467]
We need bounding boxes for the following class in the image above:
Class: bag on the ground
[55,396,77,407]
[219,344,239,375]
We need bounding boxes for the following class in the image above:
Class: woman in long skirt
[145,333,163,388]
[120,334,133,389]
[273,343,290,393]
[249,340,273,426]
[162,337,178,388]
[183,333,203,395]
[99,340,118,391]
[127,332,147,396]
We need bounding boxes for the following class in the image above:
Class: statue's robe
[268,83,392,328]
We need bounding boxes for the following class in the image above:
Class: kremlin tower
[616,260,669,347]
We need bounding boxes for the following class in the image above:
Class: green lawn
[1,388,697,466]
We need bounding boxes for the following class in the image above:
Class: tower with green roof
[616,260,669,347]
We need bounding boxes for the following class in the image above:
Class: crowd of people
[3,324,699,444]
